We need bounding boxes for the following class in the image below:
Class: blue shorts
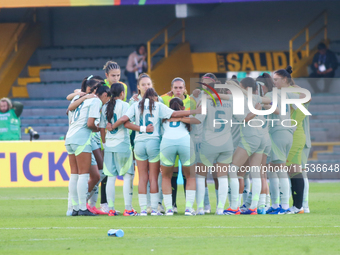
[160,137,195,167]
[65,143,92,156]
[263,133,272,156]
[104,149,134,176]
[91,153,97,166]
[238,134,266,156]
[200,148,233,167]
[91,138,101,151]
[134,139,160,163]
[269,130,293,164]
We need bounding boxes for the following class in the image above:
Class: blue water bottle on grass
[108,229,124,237]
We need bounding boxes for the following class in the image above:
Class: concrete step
[39,68,112,83]
[310,112,340,120]
[15,98,69,108]
[318,152,340,161]
[21,119,68,126]
[51,55,164,69]
[27,82,81,98]
[21,125,68,134]
[22,133,65,140]
[21,108,67,117]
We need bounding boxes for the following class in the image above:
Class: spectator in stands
[125,44,150,95]
[0,98,23,140]
[309,43,338,93]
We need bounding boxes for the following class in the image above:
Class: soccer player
[191,73,220,213]
[101,61,129,212]
[284,82,311,214]
[228,77,271,215]
[107,88,195,216]
[128,73,163,214]
[160,98,199,215]
[161,77,196,213]
[103,61,128,101]
[193,82,236,215]
[301,101,311,213]
[265,66,309,214]
[100,83,151,216]
[255,73,275,214]
[65,82,109,216]
[66,76,106,215]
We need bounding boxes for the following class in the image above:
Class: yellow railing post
[146,19,186,72]
[14,34,18,52]
[289,40,293,69]
[182,19,185,43]
[289,10,327,73]
[165,29,168,58]
[306,28,309,57]
[147,41,151,74]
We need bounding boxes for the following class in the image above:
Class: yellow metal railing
[0,9,36,69]
[289,10,327,70]
[310,141,340,161]
[147,19,185,74]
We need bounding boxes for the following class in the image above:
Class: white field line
[0,226,339,230]
[0,233,339,242]
[0,197,67,200]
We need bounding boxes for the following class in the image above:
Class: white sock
[243,176,250,204]
[185,190,196,210]
[268,171,280,208]
[88,185,98,207]
[150,193,159,211]
[239,194,242,207]
[67,192,72,211]
[138,194,147,211]
[106,176,116,210]
[69,174,78,211]
[278,171,290,210]
[245,192,252,208]
[123,174,133,211]
[229,165,239,210]
[250,166,261,209]
[164,194,172,210]
[215,189,219,207]
[77,173,89,211]
[147,181,151,207]
[196,176,205,209]
[266,194,271,208]
[87,169,105,201]
[217,177,228,210]
[228,185,231,207]
[204,186,210,206]
[258,194,266,209]
[158,173,163,204]
[302,171,309,208]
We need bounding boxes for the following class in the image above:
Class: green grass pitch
[1,182,340,254]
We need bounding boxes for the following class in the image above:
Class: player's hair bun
[285,65,293,74]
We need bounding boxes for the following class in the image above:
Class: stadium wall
[0,141,138,187]
[1,1,340,53]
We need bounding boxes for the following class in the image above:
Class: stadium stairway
[24,44,172,99]
[19,98,69,140]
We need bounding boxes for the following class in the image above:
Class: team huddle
[65,61,312,217]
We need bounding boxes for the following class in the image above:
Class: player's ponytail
[168,98,190,132]
[256,73,274,94]
[106,83,124,123]
[139,87,158,116]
